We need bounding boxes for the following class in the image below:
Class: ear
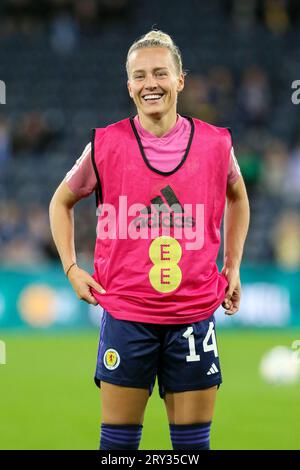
[127,80,133,99]
[177,73,185,93]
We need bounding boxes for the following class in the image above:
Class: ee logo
[149,236,182,293]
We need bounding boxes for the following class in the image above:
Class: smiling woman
[49,29,250,451]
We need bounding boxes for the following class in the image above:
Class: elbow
[49,192,57,226]
[49,189,58,215]
[49,181,79,215]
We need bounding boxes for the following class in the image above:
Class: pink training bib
[91,117,231,324]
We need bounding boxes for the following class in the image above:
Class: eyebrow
[132,67,169,74]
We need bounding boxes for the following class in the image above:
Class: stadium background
[0,0,300,450]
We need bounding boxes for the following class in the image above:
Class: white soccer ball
[259,346,300,385]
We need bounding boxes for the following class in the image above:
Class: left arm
[221,176,250,315]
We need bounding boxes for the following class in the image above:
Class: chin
[145,109,165,119]
[143,104,166,114]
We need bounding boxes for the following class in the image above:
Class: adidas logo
[132,185,196,229]
[207,363,219,375]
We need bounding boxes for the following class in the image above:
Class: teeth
[143,94,162,100]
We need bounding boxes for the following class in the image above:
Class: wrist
[223,255,241,270]
[64,262,77,277]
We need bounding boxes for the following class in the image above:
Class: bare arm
[49,181,79,273]
[49,181,105,305]
[221,176,250,315]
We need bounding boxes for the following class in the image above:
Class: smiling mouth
[142,93,164,102]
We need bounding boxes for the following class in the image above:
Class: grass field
[0,329,299,450]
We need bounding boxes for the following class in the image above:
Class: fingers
[222,286,234,310]
[85,293,98,306]
[221,266,241,316]
[88,278,106,294]
[68,266,106,294]
[225,304,239,315]
[76,288,98,306]
[223,290,240,316]
[222,298,232,310]
[67,266,105,303]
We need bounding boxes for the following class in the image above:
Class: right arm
[49,180,105,305]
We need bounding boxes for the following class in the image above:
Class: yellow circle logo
[149,236,182,293]
[103,349,120,370]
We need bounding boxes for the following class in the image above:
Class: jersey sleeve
[227,146,241,185]
[65,142,97,197]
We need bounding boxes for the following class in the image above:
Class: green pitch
[0,329,299,450]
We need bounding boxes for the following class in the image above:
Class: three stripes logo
[207,363,219,375]
[133,184,196,229]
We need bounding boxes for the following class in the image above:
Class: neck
[138,110,178,137]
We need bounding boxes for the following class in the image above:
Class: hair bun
[143,30,173,46]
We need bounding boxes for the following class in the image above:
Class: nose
[144,73,158,90]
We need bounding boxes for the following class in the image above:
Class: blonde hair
[126,30,184,77]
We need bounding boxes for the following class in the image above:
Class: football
[259,346,300,385]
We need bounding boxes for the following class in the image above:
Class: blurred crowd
[224,0,300,34]
[0,0,132,34]
[1,0,300,270]
[0,198,97,266]
[1,0,299,36]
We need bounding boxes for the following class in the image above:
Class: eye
[134,75,144,80]
[156,71,168,77]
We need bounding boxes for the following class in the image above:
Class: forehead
[128,47,175,72]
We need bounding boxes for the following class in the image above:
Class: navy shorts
[94,309,222,398]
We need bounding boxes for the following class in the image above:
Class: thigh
[164,385,218,425]
[158,315,222,399]
[101,381,150,425]
[94,310,160,395]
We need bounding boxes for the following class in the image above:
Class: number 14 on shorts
[183,322,218,362]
